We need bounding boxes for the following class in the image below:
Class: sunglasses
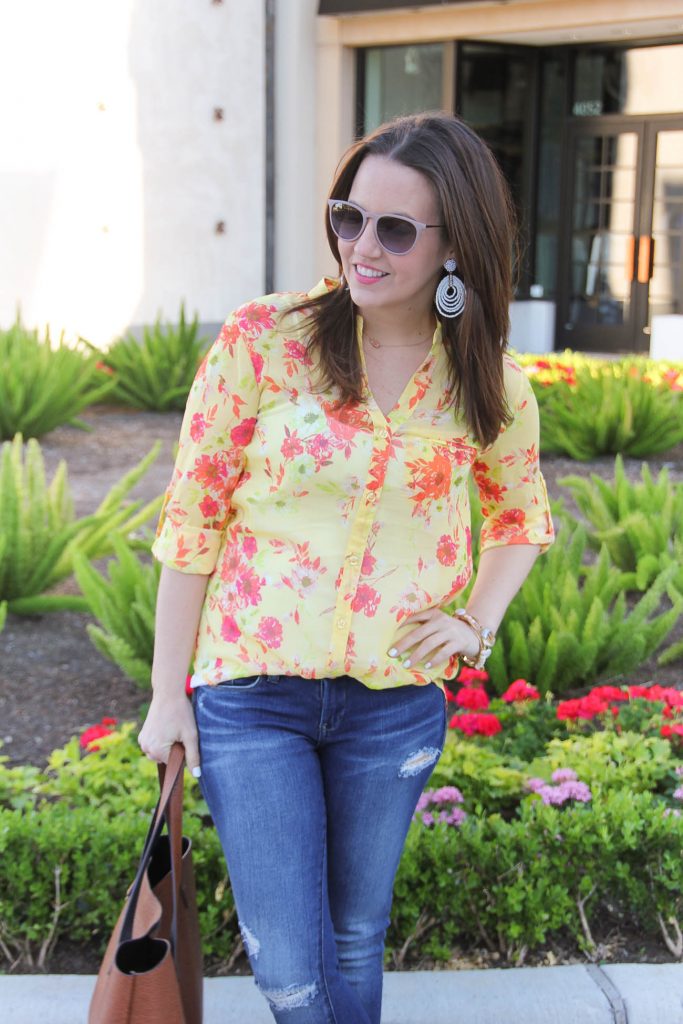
[328,199,444,255]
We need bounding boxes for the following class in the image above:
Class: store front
[356,39,683,354]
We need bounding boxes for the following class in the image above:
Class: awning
[319,1,463,14]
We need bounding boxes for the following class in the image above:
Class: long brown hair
[288,112,517,447]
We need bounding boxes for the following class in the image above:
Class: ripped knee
[259,980,319,1011]
[398,746,441,778]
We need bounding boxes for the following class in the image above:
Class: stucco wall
[0,0,265,347]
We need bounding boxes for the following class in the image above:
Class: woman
[139,112,554,1023]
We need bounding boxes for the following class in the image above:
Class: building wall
[0,0,265,347]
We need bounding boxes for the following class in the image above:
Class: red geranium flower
[449,712,502,737]
[79,717,118,752]
[456,685,490,711]
[502,679,540,703]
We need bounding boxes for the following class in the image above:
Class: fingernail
[404,659,411,668]
[191,766,202,778]
[388,648,398,657]
[425,662,432,669]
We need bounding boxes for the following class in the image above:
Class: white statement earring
[435,258,466,318]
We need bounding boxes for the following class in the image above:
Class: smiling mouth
[354,264,389,280]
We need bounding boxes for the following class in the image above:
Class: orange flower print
[219,321,241,353]
[321,400,370,444]
[237,302,277,334]
[406,451,452,510]
[351,583,381,617]
[256,616,283,648]
[281,428,305,460]
[190,453,230,494]
[472,460,507,503]
[436,534,458,566]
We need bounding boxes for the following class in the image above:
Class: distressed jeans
[194,673,447,1024]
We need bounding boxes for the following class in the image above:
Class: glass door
[643,123,683,330]
[559,122,644,351]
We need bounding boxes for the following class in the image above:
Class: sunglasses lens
[330,202,364,240]
[376,216,418,254]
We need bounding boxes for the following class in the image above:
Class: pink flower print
[230,417,257,448]
[236,566,263,607]
[284,339,311,364]
[351,583,381,617]
[256,616,283,649]
[219,321,241,352]
[436,534,457,566]
[237,302,276,334]
[307,434,333,466]
[281,428,305,460]
[221,614,241,642]
[198,495,220,519]
[361,550,376,576]
[190,413,206,442]
[242,535,258,559]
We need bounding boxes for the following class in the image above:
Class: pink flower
[551,768,578,783]
[220,615,241,643]
[284,340,310,362]
[255,616,283,649]
[456,685,490,711]
[235,567,263,607]
[436,534,458,566]
[242,535,257,559]
[502,679,540,703]
[361,551,377,576]
[351,583,381,617]
[281,432,304,459]
[230,418,257,448]
[190,413,206,442]
[199,495,220,519]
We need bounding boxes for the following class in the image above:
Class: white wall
[0,0,265,347]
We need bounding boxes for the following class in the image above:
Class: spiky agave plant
[0,435,163,613]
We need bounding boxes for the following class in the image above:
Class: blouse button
[348,554,359,566]
[336,617,347,629]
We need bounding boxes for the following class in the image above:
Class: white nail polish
[425,662,432,669]
[404,659,411,668]
[388,648,398,657]
[191,766,202,778]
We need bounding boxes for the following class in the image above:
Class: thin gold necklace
[365,332,432,350]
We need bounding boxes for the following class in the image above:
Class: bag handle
[119,743,186,949]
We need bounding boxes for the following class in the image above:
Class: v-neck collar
[356,315,442,431]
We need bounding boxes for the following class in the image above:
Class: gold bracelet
[453,608,496,671]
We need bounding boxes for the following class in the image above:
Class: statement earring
[435,258,466,318]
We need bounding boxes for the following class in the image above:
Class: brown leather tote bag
[88,743,203,1024]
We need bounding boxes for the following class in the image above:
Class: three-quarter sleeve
[151,315,261,574]
[472,358,555,554]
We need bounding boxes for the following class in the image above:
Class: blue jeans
[194,673,447,1024]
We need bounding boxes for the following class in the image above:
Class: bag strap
[119,743,185,948]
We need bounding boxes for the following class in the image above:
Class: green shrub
[96,304,210,411]
[0,435,162,614]
[1,721,681,970]
[535,366,683,459]
[0,320,115,441]
[0,601,6,633]
[480,521,682,696]
[73,538,160,688]
[559,454,683,592]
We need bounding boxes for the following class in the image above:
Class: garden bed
[1,405,682,975]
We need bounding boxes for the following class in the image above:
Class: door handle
[637,236,654,284]
[625,236,636,282]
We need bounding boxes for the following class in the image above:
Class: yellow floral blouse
[152,279,555,691]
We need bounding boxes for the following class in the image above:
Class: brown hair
[288,112,517,447]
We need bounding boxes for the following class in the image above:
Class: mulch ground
[1,405,682,972]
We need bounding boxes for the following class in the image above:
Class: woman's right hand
[138,691,202,777]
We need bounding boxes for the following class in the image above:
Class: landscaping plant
[0,435,162,614]
[0,319,115,441]
[533,364,683,459]
[73,536,160,688]
[468,520,682,696]
[95,303,211,411]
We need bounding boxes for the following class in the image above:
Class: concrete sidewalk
[2,963,683,1023]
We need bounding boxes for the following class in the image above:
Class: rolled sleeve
[151,314,261,574]
[473,358,555,555]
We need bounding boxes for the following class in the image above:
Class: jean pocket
[215,675,263,690]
